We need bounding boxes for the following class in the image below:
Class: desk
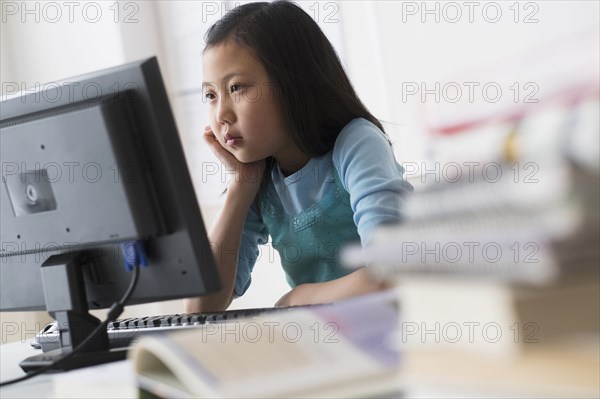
[1,342,406,399]
[0,342,136,398]
[1,341,53,398]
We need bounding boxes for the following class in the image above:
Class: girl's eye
[204,92,216,100]
[230,84,241,93]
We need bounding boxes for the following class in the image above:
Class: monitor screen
[0,57,221,370]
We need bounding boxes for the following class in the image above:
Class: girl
[185,1,412,312]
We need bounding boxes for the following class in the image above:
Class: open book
[128,291,401,398]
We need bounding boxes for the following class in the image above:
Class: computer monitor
[0,57,221,370]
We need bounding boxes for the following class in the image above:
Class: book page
[131,290,400,397]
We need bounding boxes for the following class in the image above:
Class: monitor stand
[20,253,127,373]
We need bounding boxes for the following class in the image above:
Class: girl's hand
[275,284,314,307]
[203,126,266,196]
[275,269,389,307]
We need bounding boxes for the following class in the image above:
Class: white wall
[339,1,599,165]
[0,2,124,87]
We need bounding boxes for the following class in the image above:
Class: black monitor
[0,57,221,370]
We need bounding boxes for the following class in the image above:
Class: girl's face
[202,40,308,174]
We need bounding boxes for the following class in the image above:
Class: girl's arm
[275,268,388,306]
[184,127,264,313]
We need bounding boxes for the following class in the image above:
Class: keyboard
[32,305,326,353]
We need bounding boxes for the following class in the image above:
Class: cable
[0,264,141,387]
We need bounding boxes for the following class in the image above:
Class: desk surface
[1,341,53,398]
[0,341,136,398]
[1,341,405,399]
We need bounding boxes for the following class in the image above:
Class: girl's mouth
[224,133,243,146]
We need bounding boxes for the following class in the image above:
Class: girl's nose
[215,97,235,126]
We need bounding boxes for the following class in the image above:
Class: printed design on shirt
[260,167,349,234]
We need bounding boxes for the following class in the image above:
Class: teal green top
[259,167,360,287]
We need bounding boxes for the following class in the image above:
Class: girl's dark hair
[204,0,385,158]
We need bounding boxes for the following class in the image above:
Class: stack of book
[343,157,599,397]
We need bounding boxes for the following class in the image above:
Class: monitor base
[20,347,128,373]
